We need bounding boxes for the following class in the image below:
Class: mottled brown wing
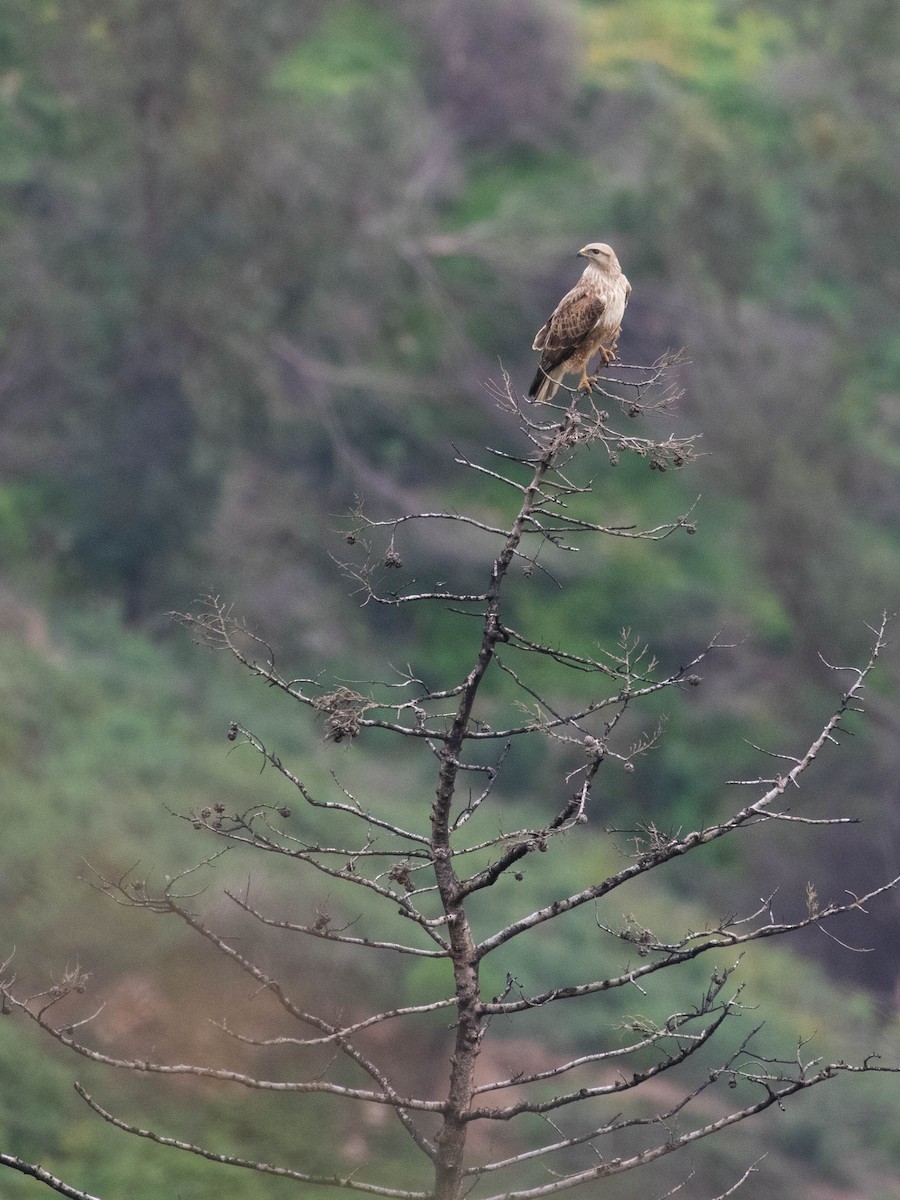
[533,283,607,375]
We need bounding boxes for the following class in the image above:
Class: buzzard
[528,242,631,403]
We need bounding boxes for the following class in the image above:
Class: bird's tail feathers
[528,363,564,404]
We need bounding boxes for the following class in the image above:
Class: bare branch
[477,1058,897,1200]
[2,986,445,1112]
[467,1001,731,1120]
[0,1154,103,1200]
[473,988,732,1096]
[224,889,447,958]
[481,877,900,1014]
[708,1155,768,1199]
[74,1085,428,1198]
[477,623,890,963]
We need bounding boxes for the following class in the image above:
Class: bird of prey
[528,242,631,403]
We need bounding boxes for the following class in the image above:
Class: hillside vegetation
[2,606,900,1199]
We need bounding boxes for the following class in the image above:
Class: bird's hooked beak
[576,248,588,259]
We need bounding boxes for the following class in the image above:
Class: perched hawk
[528,242,631,403]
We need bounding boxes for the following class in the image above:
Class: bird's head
[577,243,620,271]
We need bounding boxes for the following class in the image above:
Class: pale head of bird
[577,242,620,273]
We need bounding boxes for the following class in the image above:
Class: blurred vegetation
[1,616,899,1198]
[2,0,900,1196]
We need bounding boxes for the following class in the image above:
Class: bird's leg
[581,354,608,392]
[582,337,622,391]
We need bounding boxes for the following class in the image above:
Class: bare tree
[2,358,898,1200]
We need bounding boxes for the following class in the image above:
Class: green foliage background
[2,1,900,1196]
